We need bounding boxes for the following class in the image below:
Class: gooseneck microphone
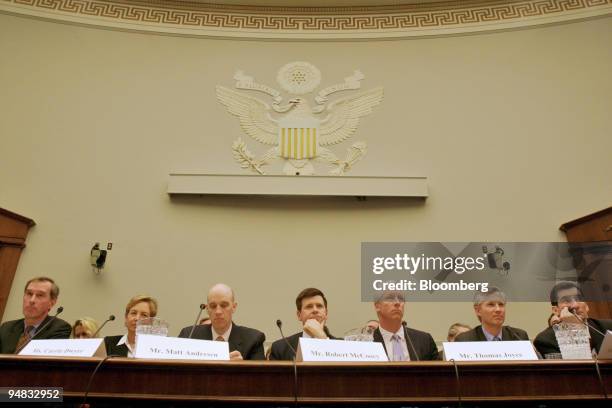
[568,308,608,399]
[568,309,606,337]
[15,306,64,354]
[276,319,297,357]
[402,321,420,361]
[188,304,207,339]
[276,319,298,408]
[92,315,115,338]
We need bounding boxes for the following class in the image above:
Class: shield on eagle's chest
[278,117,319,160]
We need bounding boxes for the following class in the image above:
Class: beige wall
[1,14,611,345]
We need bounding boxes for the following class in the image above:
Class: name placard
[19,339,104,357]
[297,338,388,362]
[443,341,538,361]
[134,334,229,360]
[597,330,612,359]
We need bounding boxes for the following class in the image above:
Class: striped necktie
[15,325,34,354]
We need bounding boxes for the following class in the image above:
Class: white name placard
[443,341,538,361]
[297,337,388,362]
[597,330,612,359]
[134,334,230,360]
[19,339,104,357]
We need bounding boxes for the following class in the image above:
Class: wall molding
[1,0,611,39]
[168,173,429,198]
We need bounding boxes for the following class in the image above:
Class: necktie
[494,336,502,341]
[215,335,225,341]
[15,325,34,354]
[391,334,404,361]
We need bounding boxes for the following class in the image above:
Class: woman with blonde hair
[104,295,158,357]
[72,317,99,339]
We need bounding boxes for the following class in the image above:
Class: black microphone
[92,315,115,338]
[276,319,299,407]
[276,319,297,357]
[402,321,420,361]
[15,306,64,354]
[188,304,207,339]
[568,309,606,337]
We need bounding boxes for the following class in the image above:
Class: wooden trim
[0,207,35,227]
[168,173,428,198]
[0,356,610,403]
[0,236,26,247]
[559,206,612,232]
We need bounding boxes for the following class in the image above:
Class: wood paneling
[0,208,35,320]
[560,207,612,319]
[0,357,610,405]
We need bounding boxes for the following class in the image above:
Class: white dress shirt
[379,326,410,361]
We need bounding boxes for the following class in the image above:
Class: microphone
[92,315,115,338]
[276,319,297,357]
[15,306,64,354]
[568,309,606,337]
[402,321,420,361]
[188,304,207,339]
[276,319,298,406]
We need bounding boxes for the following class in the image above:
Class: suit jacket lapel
[228,324,242,353]
[289,332,302,359]
[403,326,418,361]
[199,324,213,340]
[33,315,52,337]
[475,326,487,341]
[502,326,518,341]
[373,328,388,356]
[9,319,25,351]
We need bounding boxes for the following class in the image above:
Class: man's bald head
[207,283,237,334]
[208,283,235,303]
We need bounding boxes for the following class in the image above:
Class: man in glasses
[534,281,612,356]
[372,292,438,361]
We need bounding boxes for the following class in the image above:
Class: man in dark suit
[455,287,529,342]
[372,292,438,361]
[269,287,336,360]
[0,276,71,354]
[178,283,265,360]
[534,281,612,357]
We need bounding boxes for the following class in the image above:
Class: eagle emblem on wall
[216,61,383,175]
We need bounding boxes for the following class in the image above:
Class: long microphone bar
[402,321,420,361]
[276,319,297,357]
[188,304,207,339]
[569,309,606,337]
[276,319,299,408]
[15,306,64,354]
[92,315,116,338]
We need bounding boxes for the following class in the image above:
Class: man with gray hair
[455,287,528,342]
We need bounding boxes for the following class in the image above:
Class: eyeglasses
[558,294,584,304]
[379,294,405,303]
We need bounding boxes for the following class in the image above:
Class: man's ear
[49,298,57,310]
[552,305,560,316]
[473,304,482,320]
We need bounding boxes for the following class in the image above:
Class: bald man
[178,283,265,360]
